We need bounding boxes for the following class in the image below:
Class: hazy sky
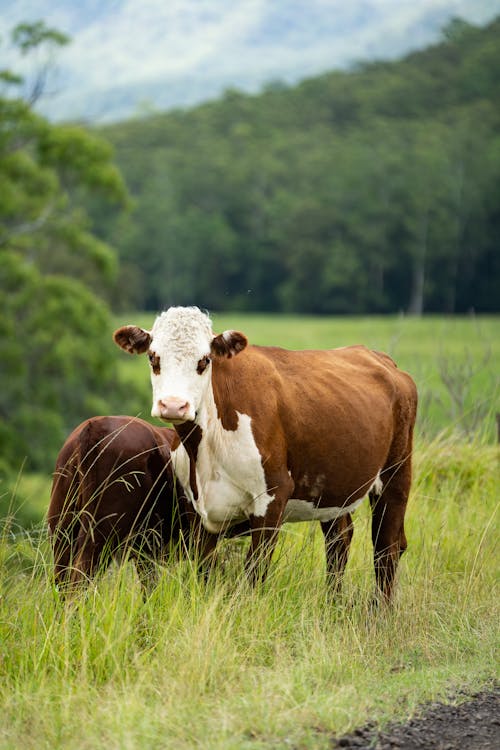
[1,1,499,121]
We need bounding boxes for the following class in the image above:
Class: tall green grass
[1,432,498,749]
[1,314,498,747]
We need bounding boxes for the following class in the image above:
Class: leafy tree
[0,22,134,477]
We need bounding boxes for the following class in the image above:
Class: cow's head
[113,307,247,423]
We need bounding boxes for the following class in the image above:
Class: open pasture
[117,312,499,439]
[1,314,498,749]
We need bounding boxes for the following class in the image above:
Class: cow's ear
[211,330,248,359]
[113,325,151,355]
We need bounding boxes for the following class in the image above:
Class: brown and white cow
[48,415,188,590]
[114,307,418,601]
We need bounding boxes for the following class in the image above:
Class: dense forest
[0,17,499,477]
[93,16,500,315]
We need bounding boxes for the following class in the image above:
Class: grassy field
[1,314,499,749]
[117,312,500,439]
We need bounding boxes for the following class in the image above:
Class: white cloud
[1,0,499,121]
[67,0,267,86]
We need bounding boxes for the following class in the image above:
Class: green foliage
[0,22,132,476]
[38,124,128,203]
[0,252,123,472]
[95,16,500,314]
[11,21,70,54]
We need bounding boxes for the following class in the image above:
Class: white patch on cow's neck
[171,386,275,533]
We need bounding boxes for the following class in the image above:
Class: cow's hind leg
[321,513,354,594]
[69,523,108,587]
[51,511,78,590]
[370,453,411,603]
[48,470,81,591]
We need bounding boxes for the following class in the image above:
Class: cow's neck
[211,361,240,431]
[174,376,242,460]
[174,421,203,501]
[173,381,218,452]
[174,421,203,449]
[173,383,236,505]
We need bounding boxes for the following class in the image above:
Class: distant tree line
[92,16,500,315]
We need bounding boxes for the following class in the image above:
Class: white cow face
[114,307,247,424]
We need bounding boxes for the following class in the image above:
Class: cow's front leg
[183,510,219,581]
[245,476,293,586]
[245,511,282,586]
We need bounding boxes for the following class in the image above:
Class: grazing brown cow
[114,307,418,601]
[48,415,187,590]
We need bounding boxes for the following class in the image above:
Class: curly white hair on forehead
[150,307,214,359]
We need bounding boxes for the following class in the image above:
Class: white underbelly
[283,495,366,523]
[284,469,382,523]
[199,491,367,529]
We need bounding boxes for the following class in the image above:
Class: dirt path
[332,687,499,749]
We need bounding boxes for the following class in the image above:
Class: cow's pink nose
[157,397,190,421]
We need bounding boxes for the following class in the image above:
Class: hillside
[93,17,500,315]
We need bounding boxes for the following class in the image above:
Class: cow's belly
[283,469,382,523]
[200,489,367,530]
[172,412,383,533]
[202,493,367,528]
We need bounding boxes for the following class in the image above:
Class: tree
[0,22,135,476]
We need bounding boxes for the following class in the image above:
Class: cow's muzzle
[153,397,192,423]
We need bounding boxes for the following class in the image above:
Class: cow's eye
[148,352,161,375]
[197,356,211,374]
